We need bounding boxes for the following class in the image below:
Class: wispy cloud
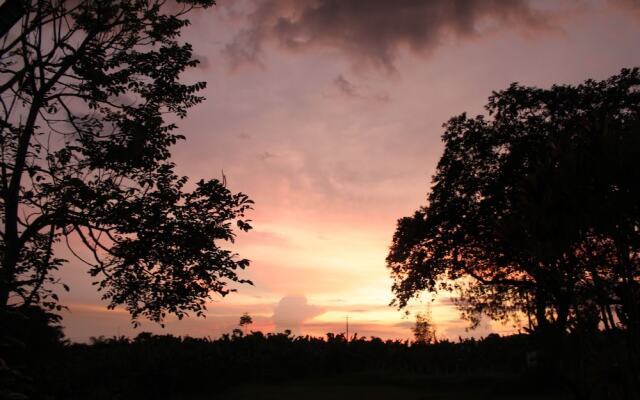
[334,75,358,97]
[332,74,390,103]
[258,151,279,161]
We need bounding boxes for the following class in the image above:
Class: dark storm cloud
[223,0,554,72]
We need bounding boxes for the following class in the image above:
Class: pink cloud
[272,295,325,333]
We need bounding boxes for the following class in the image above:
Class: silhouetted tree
[0,0,254,324]
[412,309,437,344]
[0,305,66,399]
[389,70,640,399]
[239,312,253,334]
[388,68,640,338]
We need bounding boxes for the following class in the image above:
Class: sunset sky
[57,0,640,342]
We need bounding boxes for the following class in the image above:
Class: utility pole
[346,315,349,342]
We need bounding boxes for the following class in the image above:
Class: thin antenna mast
[346,315,349,342]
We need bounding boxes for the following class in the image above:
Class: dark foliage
[1,313,630,399]
[388,68,640,337]
[0,0,253,323]
[0,306,66,399]
[388,68,640,399]
[24,330,580,400]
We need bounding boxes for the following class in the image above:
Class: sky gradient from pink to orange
[57,0,640,342]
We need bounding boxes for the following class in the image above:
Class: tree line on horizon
[2,307,618,400]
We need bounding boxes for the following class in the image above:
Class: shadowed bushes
[37,331,568,400]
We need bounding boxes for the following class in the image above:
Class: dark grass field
[5,328,626,400]
[220,382,569,400]
[217,373,570,400]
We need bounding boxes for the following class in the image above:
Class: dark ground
[218,374,571,400]
[1,312,633,400]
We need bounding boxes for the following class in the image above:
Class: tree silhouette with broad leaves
[388,68,640,338]
[0,0,254,325]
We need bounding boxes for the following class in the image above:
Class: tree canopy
[0,0,253,324]
[388,69,640,336]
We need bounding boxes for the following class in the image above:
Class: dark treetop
[0,0,253,324]
[388,69,640,336]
